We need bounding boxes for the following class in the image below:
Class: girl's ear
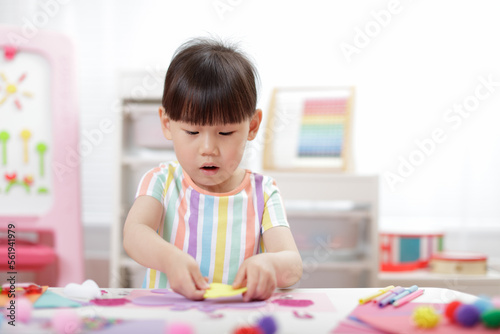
[247,109,263,141]
[159,106,173,140]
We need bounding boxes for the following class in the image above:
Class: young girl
[123,38,302,302]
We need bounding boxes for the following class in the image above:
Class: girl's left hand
[232,254,277,302]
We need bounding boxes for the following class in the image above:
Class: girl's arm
[123,196,209,299]
[232,226,303,301]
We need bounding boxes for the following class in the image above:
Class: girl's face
[159,109,262,193]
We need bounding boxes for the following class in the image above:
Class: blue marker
[378,286,405,307]
[390,285,418,304]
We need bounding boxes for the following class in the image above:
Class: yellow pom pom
[412,306,441,329]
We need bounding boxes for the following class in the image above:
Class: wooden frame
[263,86,355,172]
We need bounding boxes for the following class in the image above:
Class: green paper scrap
[34,290,82,309]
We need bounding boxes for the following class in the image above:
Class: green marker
[0,130,10,165]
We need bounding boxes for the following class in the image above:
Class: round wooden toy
[430,251,487,275]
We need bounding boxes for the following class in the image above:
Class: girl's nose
[199,134,218,155]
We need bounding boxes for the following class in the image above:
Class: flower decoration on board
[4,46,17,61]
[4,172,34,193]
[0,72,33,110]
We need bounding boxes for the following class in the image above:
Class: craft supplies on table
[0,284,491,334]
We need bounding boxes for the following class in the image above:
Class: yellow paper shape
[203,283,247,299]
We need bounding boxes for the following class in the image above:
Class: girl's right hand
[164,249,209,300]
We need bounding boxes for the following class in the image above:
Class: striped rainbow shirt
[136,161,289,288]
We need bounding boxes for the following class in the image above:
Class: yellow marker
[203,283,247,299]
[358,285,395,305]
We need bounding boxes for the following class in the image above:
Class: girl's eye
[186,131,199,135]
[219,132,234,136]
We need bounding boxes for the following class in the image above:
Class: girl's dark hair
[161,38,258,125]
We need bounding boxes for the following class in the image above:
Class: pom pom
[472,298,493,314]
[455,304,481,327]
[256,316,277,334]
[16,297,33,323]
[233,326,264,334]
[412,306,440,329]
[51,309,82,334]
[445,301,462,322]
[166,322,194,334]
[481,309,500,329]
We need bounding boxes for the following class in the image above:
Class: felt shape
[64,279,101,300]
[292,310,313,319]
[34,290,81,308]
[0,285,48,307]
[131,293,266,312]
[271,299,314,307]
[90,298,129,306]
[151,289,171,294]
[203,283,247,299]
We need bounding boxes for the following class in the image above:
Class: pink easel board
[0,25,83,286]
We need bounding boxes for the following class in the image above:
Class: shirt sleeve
[135,165,168,204]
[261,176,290,233]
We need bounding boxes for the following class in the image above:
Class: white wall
[1,0,500,255]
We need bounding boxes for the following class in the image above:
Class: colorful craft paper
[33,290,81,308]
[203,283,247,299]
[334,302,497,334]
[0,285,48,307]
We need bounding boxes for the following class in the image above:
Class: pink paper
[90,298,129,306]
[126,290,336,313]
[272,299,314,307]
[130,291,266,312]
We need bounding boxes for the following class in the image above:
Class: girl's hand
[164,249,210,300]
[232,254,277,302]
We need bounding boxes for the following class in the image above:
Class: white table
[4,287,477,334]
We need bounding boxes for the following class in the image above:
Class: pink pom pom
[16,297,33,323]
[165,322,194,334]
[51,309,82,334]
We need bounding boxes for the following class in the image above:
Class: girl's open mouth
[200,166,219,175]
